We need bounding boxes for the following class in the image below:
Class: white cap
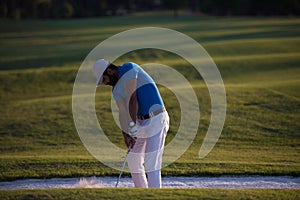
[93,59,110,86]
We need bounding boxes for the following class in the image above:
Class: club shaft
[115,148,131,188]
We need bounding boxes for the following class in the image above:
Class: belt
[137,108,166,120]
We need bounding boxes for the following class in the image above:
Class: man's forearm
[119,111,130,134]
[124,79,138,124]
[128,90,138,123]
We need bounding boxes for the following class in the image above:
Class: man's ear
[106,68,113,75]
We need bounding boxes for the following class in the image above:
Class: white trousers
[127,112,169,188]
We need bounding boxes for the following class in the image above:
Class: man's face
[102,67,118,86]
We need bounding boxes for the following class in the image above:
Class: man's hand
[122,131,136,148]
[128,121,138,137]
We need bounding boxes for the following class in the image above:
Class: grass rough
[0,13,299,181]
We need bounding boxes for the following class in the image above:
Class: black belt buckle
[138,108,165,120]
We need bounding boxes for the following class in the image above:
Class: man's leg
[144,128,167,188]
[130,173,148,188]
[147,170,161,188]
[127,137,148,188]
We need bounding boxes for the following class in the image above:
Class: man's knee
[127,153,144,173]
[144,150,163,173]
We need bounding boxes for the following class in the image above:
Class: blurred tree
[0,0,8,18]
[35,0,52,18]
[53,1,74,18]
[0,0,299,19]
[163,0,187,17]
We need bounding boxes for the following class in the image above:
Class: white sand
[1,176,299,190]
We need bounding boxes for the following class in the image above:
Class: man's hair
[107,63,118,70]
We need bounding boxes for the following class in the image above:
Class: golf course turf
[0,12,299,199]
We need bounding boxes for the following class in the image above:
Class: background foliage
[1,0,300,20]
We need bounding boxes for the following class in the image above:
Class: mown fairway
[0,188,299,200]
[0,12,299,191]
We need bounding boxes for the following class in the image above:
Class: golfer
[94,59,169,188]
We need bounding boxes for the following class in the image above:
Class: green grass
[0,188,299,200]
[0,13,300,182]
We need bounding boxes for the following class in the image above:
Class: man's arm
[126,79,138,123]
[116,98,128,133]
[116,98,136,148]
[117,78,138,148]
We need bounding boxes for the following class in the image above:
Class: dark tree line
[196,0,300,16]
[1,0,299,19]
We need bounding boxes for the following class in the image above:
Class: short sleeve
[113,63,138,101]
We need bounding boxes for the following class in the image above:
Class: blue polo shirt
[112,62,164,116]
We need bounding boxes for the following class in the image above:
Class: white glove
[128,121,138,137]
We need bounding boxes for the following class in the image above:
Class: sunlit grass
[0,14,299,180]
[0,188,299,200]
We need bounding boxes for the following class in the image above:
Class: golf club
[115,147,131,188]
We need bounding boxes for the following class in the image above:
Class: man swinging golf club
[94,59,169,188]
